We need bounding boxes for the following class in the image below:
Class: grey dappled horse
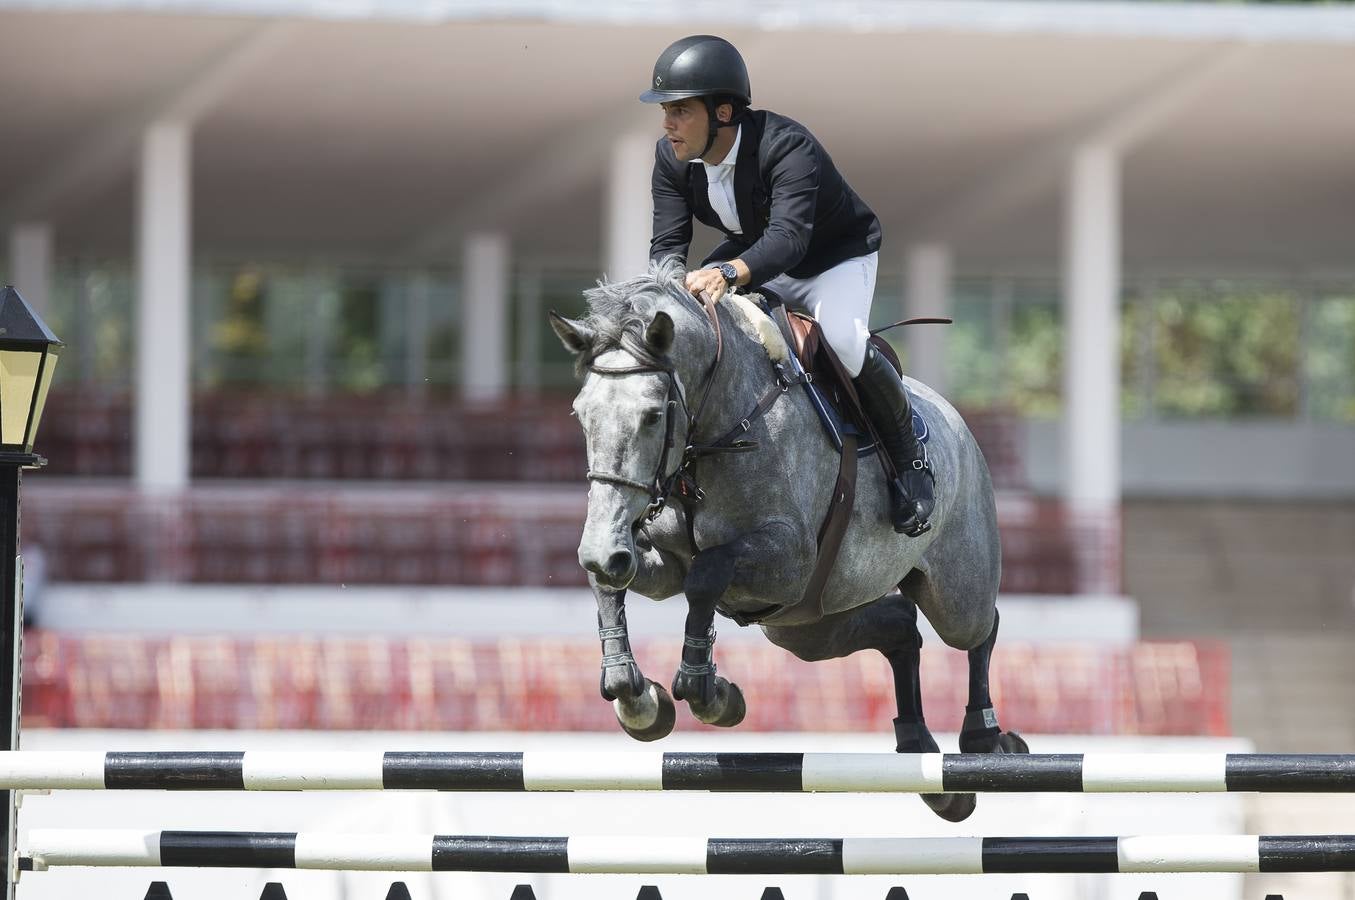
[550,258,1027,822]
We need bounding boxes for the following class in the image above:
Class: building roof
[2,2,1353,274]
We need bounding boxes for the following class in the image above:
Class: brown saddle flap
[785,311,901,380]
[783,311,902,481]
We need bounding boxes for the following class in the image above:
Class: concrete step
[1229,633,1355,752]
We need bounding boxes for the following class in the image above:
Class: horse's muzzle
[582,549,636,589]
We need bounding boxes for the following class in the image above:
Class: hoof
[959,728,1030,755]
[921,791,976,823]
[691,679,746,728]
[893,718,940,754]
[614,680,676,742]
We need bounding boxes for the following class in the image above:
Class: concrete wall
[1025,421,1355,499]
[1124,498,1355,637]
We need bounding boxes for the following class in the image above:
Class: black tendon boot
[853,343,935,536]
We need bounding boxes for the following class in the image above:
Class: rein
[584,291,798,537]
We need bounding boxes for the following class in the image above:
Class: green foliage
[333,277,385,393]
[209,266,271,386]
[38,258,1355,424]
[1152,282,1300,418]
[1307,293,1355,421]
[937,276,1352,422]
[1119,294,1150,419]
[1007,301,1063,418]
[46,262,135,388]
[942,284,1002,411]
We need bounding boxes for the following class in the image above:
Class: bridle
[584,291,799,537]
[583,359,695,521]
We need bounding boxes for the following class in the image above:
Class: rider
[641,34,935,537]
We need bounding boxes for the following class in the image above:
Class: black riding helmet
[639,35,751,159]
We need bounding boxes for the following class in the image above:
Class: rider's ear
[645,311,674,354]
[549,310,595,355]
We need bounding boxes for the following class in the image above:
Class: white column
[7,224,53,316]
[135,121,192,494]
[904,243,952,393]
[1061,143,1121,511]
[605,131,656,281]
[461,232,510,402]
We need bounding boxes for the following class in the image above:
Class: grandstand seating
[25,483,1120,594]
[21,631,1228,735]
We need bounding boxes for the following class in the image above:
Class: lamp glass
[29,346,59,451]
[0,347,44,450]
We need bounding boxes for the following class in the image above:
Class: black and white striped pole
[0,286,62,900]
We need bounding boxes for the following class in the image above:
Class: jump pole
[0,750,1351,793]
[18,831,1355,875]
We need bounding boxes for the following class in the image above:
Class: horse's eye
[642,409,664,427]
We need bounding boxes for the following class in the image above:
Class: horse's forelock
[573,258,696,376]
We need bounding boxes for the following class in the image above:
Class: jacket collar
[732,113,762,235]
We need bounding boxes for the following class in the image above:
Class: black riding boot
[853,343,935,536]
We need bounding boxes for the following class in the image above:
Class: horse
[549,257,1027,822]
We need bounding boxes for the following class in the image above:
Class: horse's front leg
[672,518,809,727]
[592,575,676,742]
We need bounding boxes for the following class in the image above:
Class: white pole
[904,243,952,393]
[1061,143,1122,514]
[7,224,53,317]
[460,233,510,402]
[135,121,193,495]
[605,131,656,282]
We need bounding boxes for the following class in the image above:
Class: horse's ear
[549,310,594,355]
[645,311,675,354]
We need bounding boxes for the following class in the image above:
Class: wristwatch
[717,262,738,286]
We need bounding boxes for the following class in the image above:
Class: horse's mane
[574,256,693,377]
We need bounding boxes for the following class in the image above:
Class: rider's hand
[685,267,728,303]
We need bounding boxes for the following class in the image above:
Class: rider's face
[660,99,707,162]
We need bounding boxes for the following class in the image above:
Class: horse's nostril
[605,551,634,579]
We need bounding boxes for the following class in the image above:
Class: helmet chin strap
[697,96,737,160]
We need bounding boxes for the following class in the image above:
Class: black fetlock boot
[853,344,936,536]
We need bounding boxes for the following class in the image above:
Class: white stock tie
[705,163,742,235]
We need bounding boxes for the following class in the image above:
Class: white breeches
[762,251,878,378]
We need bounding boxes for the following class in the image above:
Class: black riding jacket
[649,109,882,286]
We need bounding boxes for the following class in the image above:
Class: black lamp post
[0,286,61,900]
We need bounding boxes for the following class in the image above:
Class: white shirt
[692,124,743,235]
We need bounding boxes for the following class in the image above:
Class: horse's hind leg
[957,608,1028,755]
[881,598,978,823]
[762,592,971,823]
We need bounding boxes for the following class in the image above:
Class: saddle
[776,309,907,468]
[754,298,927,626]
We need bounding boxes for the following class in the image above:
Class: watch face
[719,263,737,283]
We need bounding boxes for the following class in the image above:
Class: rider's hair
[708,93,748,124]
